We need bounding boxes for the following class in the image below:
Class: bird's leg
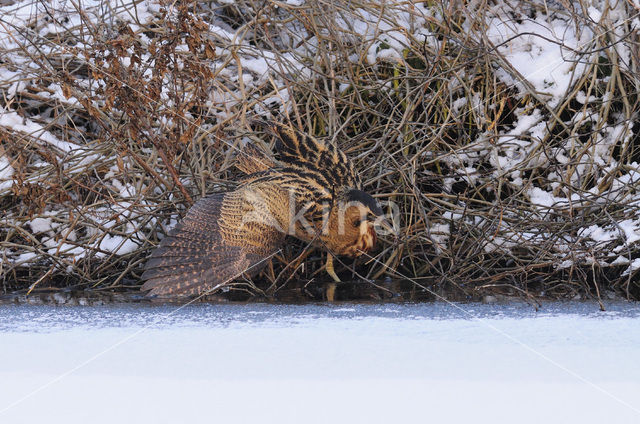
[325,254,341,282]
[325,254,340,302]
[264,260,277,295]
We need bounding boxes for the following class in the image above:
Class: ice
[0,303,639,424]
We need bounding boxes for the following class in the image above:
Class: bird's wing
[269,122,361,189]
[141,181,289,297]
[235,142,275,175]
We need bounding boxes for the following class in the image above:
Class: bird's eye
[352,219,361,227]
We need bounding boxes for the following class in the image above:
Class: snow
[579,224,617,243]
[0,106,76,153]
[618,219,640,244]
[331,6,421,65]
[588,7,603,23]
[576,90,597,104]
[0,154,14,192]
[451,96,467,113]
[511,108,543,135]
[529,187,557,208]
[28,217,54,234]
[428,222,450,250]
[0,0,639,278]
[12,253,36,265]
[442,211,463,221]
[0,303,639,424]
[626,258,640,273]
[486,14,589,107]
[97,234,139,257]
[610,256,629,265]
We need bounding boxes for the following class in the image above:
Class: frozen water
[0,302,639,423]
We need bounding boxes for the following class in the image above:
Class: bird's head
[322,188,391,257]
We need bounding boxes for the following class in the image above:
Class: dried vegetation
[1,0,640,302]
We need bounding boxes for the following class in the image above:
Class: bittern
[141,122,387,299]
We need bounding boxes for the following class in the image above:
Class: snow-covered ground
[0,302,639,424]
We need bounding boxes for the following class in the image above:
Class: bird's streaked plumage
[141,123,382,297]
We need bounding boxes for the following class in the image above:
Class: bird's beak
[374,216,397,239]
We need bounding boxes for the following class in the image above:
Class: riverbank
[2,0,640,300]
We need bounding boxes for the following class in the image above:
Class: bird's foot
[325,255,340,302]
